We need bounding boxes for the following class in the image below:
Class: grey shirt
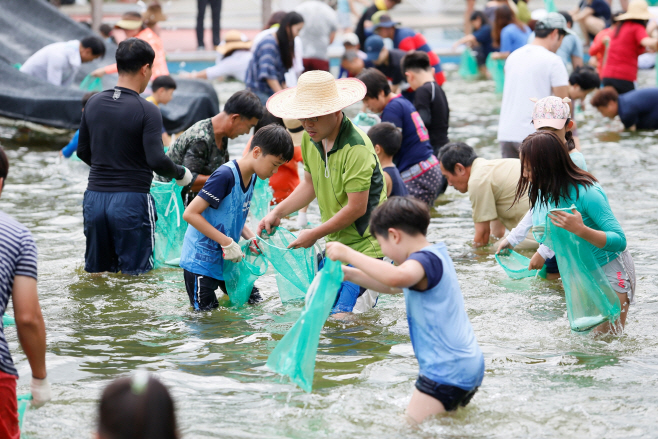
[20,40,82,87]
[295,1,339,60]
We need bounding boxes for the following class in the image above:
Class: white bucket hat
[266,71,366,119]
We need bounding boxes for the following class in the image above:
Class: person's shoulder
[207,162,236,185]
[0,211,32,242]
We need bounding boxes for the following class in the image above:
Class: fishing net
[250,177,273,223]
[17,394,31,429]
[266,258,343,392]
[543,206,621,332]
[495,249,538,279]
[486,54,505,94]
[2,314,15,326]
[458,49,479,80]
[150,180,187,268]
[257,227,318,303]
[223,240,268,308]
[544,0,558,13]
[79,74,103,92]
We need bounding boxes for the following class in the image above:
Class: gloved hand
[30,376,52,408]
[221,239,244,263]
[296,211,308,229]
[176,167,193,187]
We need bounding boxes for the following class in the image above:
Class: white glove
[221,239,244,263]
[30,376,52,408]
[296,211,308,229]
[176,167,193,187]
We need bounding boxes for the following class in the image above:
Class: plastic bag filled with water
[80,74,103,92]
[250,177,273,223]
[223,240,268,307]
[150,180,187,267]
[486,54,505,94]
[257,227,318,303]
[544,207,621,332]
[266,258,343,392]
[459,49,479,80]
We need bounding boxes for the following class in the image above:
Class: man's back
[20,40,80,87]
[618,88,658,130]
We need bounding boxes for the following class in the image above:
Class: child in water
[367,122,409,197]
[326,197,484,423]
[179,124,294,310]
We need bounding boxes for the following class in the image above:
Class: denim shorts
[415,375,479,412]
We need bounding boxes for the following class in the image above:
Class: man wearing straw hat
[259,70,387,316]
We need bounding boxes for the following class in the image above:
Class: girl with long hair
[490,4,530,59]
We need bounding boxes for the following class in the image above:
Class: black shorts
[415,375,478,412]
[183,270,259,311]
[544,256,559,274]
[83,190,156,275]
[601,78,635,95]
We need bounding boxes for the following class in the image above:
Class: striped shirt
[0,211,38,377]
[245,34,286,96]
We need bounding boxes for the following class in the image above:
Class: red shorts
[0,371,19,439]
[302,58,330,73]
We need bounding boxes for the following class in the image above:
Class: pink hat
[531,96,571,130]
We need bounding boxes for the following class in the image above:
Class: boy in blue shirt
[367,122,409,198]
[326,197,484,423]
[180,124,294,310]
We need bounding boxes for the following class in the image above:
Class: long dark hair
[513,131,597,209]
[276,12,304,70]
[492,5,525,47]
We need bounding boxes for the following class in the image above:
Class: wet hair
[223,90,264,121]
[437,143,478,174]
[98,375,178,439]
[81,35,106,58]
[559,11,573,26]
[253,108,284,133]
[82,92,98,108]
[357,68,391,99]
[513,131,597,209]
[265,11,287,29]
[370,196,431,238]
[368,122,401,157]
[568,65,600,91]
[470,10,489,25]
[590,86,619,108]
[116,38,155,74]
[401,51,431,73]
[492,5,525,46]
[250,124,294,161]
[0,147,8,189]
[152,75,177,92]
[276,12,304,70]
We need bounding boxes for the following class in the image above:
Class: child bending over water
[326,197,484,423]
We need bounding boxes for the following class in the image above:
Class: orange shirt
[243,138,303,204]
[104,28,169,79]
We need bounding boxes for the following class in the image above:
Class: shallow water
[2,70,658,438]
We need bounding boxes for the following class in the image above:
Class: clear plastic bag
[150,181,187,268]
[223,240,268,308]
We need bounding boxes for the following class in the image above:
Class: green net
[223,240,269,307]
[266,258,343,392]
[2,314,15,326]
[257,227,318,303]
[544,0,558,12]
[150,180,187,268]
[543,207,621,332]
[250,177,273,223]
[495,249,539,279]
[459,49,479,80]
[17,394,31,429]
[79,74,103,92]
[486,54,505,94]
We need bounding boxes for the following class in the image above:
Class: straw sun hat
[267,71,366,119]
[617,0,654,21]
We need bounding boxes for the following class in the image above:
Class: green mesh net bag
[2,314,15,326]
[459,49,479,80]
[223,240,269,307]
[544,0,558,13]
[17,394,31,429]
[150,181,187,268]
[250,177,273,222]
[257,227,318,303]
[266,258,343,392]
[495,249,539,279]
[486,54,505,94]
[79,74,103,92]
[543,207,621,332]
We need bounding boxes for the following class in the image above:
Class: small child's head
[401,51,435,91]
[247,124,294,179]
[99,23,113,38]
[568,65,600,100]
[82,91,98,112]
[368,122,401,162]
[342,33,360,51]
[370,197,430,264]
[531,96,575,151]
[341,50,365,77]
[151,75,177,105]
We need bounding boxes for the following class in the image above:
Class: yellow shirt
[145,95,158,105]
[468,158,529,231]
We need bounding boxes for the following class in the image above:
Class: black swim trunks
[415,375,478,411]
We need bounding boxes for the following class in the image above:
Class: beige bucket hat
[267,71,366,119]
[617,0,654,21]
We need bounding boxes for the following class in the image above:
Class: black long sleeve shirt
[77,87,184,193]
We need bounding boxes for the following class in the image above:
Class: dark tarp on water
[0,0,219,132]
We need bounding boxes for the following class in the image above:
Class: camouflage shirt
[156,118,229,204]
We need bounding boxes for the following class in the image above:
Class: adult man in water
[156,90,263,205]
[591,86,658,131]
[0,148,51,438]
[259,71,387,316]
[77,38,192,275]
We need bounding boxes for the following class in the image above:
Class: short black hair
[254,109,284,133]
[470,10,488,24]
[250,124,294,161]
[81,35,106,58]
[559,11,573,26]
[438,143,478,174]
[370,197,431,238]
[224,90,264,121]
[152,75,177,92]
[535,27,567,38]
[0,147,8,189]
[99,23,113,37]
[116,38,155,74]
[82,91,98,108]
[401,51,431,73]
[356,68,391,99]
[569,65,600,91]
[368,122,401,157]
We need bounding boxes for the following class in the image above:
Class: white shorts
[602,250,636,305]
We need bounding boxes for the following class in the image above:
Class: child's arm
[326,242,425,289]
[343,267,402,295]
[183,196,232,247]
[241,225,256,240]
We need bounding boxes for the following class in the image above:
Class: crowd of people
[2,0,657,436]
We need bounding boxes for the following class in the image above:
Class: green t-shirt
[302,114,387,258]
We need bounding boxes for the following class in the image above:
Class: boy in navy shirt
[367,122,409,197]
[326,197,484,423]
[180,125,294,310]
